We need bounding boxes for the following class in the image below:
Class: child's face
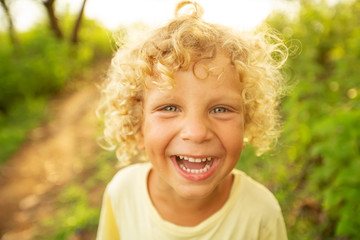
[142,53,245,200]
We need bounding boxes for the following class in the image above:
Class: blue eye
[162,106,178,112]
[211,107,227,113]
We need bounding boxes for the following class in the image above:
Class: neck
[147,170,234,226]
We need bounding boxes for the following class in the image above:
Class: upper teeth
[178,156,212,162]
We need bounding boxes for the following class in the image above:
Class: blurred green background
[0,0,359,239]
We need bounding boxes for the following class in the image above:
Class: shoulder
[233,169,282,217]
[106,162,151,199]
[232,170,287,239]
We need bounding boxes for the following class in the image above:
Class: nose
[179,113,212,143]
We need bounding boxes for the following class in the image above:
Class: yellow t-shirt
[96,163,287,240]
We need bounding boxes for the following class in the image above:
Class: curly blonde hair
[97,1,288,164]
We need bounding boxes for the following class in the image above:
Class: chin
[173,182,219,200]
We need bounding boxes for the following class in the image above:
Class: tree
[0,0,18,45]
[41,0,63,39]
[40,0,89,44]
[70,0,87,44]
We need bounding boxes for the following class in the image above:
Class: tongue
[183,160,206,170]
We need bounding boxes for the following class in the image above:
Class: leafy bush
[41,184,100,240]
[37,150,117,239]
[0,17,112,163]
[255,1,360,239]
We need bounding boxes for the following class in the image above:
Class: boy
[96,1,288,239]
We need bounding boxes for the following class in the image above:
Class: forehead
[193,52,235,79]
[146,51,239,90]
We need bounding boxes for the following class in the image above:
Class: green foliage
[258,0,360,239]
[41,185,100,240]
[0,98,46,164]
[0,17,112,163]
[36,150,117,240]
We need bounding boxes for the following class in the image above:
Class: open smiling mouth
[175,155,214,174]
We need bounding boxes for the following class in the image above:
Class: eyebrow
[145,89,176,103]
[210,93,243,107]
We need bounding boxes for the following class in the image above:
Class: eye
[211,107,228,114]
[161,105,178,112]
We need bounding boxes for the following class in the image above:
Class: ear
[242,136,248,150]
[138,140,145,150]
[138,131,145,150]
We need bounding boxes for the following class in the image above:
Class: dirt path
[0,60,109,239]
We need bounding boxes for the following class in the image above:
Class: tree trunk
[70,0,87,44]
[42,0,63,39]
[0,0,18,45]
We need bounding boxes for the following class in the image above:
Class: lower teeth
[180,162,211,174]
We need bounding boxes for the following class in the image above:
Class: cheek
[143,117,164,138]
[219,121,244,156]
[226,133,244,154]
[142,117,175,151]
